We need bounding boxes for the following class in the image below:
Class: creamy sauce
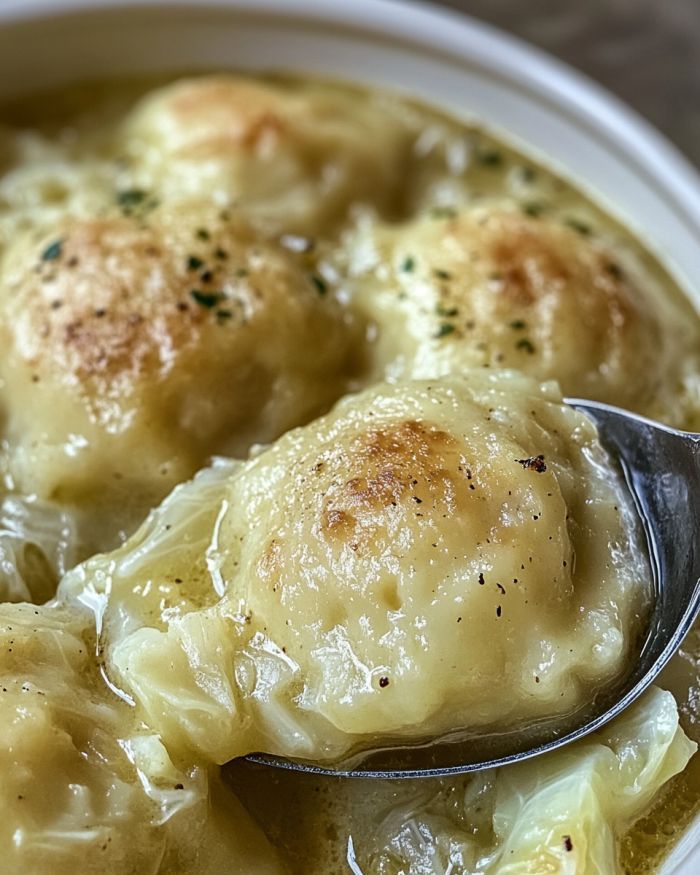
[0,73,699,874]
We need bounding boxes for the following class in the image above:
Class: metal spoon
[248,400,700,779]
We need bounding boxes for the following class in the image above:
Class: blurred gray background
[427,0,700,168]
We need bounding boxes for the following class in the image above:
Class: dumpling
[119,75,415,234]
[62,371,650,766]
[0,601,284,875]
[0,200,359,549]
[342,204,700,423]
[356,687,696,874]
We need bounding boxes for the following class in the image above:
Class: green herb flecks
[605,261,625,280]
[116,189,148,209]
[509,319,527,330]
[516,338,536,354]
[436,304,459,318]
[434,323,456,339]
[310,274,328,296]
[521,201,545,218]
[478,150,503,167]
[401,255,415,273]
[433,269,452,281]
[190,289,225,309]
[187,255,204,272]
[430,206,457,220]
[564,217,593,236]
[41,239,63,262]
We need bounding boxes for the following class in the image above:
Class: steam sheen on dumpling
[63,371,650,766]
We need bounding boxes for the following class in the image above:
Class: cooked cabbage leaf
[359,687,695,875]
[0,494,77,603]
[0,601,284,874]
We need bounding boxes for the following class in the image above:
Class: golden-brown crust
[8,214,269,391]
[3,204,350,397]
[0,202,358,518]
[486,219,572,306]
[121,75,414,234]
[321,420,457,542]
[350,206,673,413]
[480,211,641,338]
[160,78,292,157]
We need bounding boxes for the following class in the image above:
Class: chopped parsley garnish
[430,206,457,220]
[605,261,624,279]
[564,217,592,236]
[216,309,233,323]
[436,304,459,318]
[478,149,503,167]
[41,239,63,262]
[116,188,147,208]
[187,255,204,272]
[195,228,211,241]
[433,268,452,280]
[190,289,225,309]
[310,274,328,296]
[214,247,229,261]
[235,267,249,277]
[401,255,415,273]
[434,323,456,338]
[519,166,537,183]
[516,338,536,354]
[521,201,545,218]
[509,319,527,330]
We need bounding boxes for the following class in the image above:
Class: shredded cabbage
[0,601,284,874]
[359,687,696,875]
[0,494,77,603]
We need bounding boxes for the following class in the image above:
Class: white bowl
[0,1,698,871]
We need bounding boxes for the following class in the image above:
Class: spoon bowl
[248,400,700,778]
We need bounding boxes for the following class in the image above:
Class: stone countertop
[430,0,700,169]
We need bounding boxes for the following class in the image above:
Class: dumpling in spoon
[62,371,651,766]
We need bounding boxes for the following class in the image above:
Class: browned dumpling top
[343,204,700,423]
[0,201,358,545]
[118,75,415,233]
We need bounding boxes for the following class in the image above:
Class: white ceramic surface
[0,1,698,871]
